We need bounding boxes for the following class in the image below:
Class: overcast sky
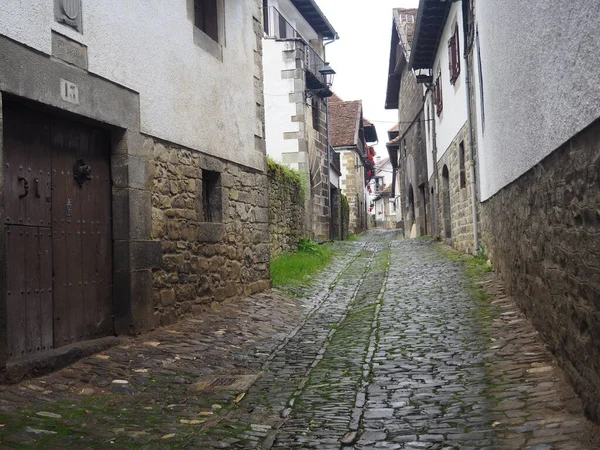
[317,0,418,155]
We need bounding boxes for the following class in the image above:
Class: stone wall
[341,192,350,240]
[307,95,331,241]
[278,41,330,242]
[267,159,305,258]
[149,137,271,326]
[480,118,600,421]
[437,123,477,254]
[396,58,431,238]
[340,149,367,235]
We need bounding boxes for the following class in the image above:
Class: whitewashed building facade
[262,0,337,241]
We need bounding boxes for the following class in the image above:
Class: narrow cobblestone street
[0,231,596,449]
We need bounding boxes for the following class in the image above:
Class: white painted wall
[329,167,339,188]
[263,39,301,163]
[433,2,468,160]
[473,0,600,200]
[0,0,263,170]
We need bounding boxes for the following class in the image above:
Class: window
[434,72,443,116]
[263,0,269,35]
[278,12,288,38]
[194,0,219,42]
[448,23,461,84]
[459,141,466,188]
[202,170,222,222]
[312,97,320,133]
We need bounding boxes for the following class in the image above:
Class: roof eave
[364,124,378,144]
[290,0,338,39]
[409,0,452,70]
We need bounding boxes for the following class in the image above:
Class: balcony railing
[304,44,326,88]
[264,6,327,88]
[264,6,299,40]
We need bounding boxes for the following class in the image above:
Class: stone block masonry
[437,122,477,254]
[267,160,305,258]
[150,137,271,327]
[480,118,600,422]
[340,150,366,235]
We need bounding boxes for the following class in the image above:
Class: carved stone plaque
[52,32,88,70]
[54,0,83,33]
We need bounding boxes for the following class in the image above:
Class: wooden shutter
[448,24,461,84]
[454,24,461,81]
[435,73,443,116]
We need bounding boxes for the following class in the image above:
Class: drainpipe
[427,88,440,239]
[463,32,479,255]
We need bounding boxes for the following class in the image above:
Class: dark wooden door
[4,105,53,359]
[3,101,113,359]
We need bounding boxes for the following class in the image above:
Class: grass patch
[439,244,493,277]
[270,238,332,288]
[346,234,360,242]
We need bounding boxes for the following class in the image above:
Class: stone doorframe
[0,35,159,367]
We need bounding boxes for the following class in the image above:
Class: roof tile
[329,98,362,148]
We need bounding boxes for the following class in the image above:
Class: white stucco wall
[263,39,300,163]
[474,0,600,200]
[433,2,468,159]
[0,0,263,170]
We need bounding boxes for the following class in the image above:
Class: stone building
[329,96,378,235]
[262,0,338,242]
[385,8,433,239]
[469,0,600,422]
[402,3,478,251]
[402,0,600,423]
[0,1,268,365]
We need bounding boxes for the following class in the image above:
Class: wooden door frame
[0,89,160,366]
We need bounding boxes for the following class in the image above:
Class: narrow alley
[0,231,595,449]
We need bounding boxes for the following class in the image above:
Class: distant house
[262,0,338,242]
[369,156,397,229]
[329,95,378,235]
[0,1,268,364]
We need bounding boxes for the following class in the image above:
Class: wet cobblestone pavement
[0,230,597,449]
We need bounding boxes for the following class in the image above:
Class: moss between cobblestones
[0,389,242,449]
[435,242,504,425]
[276,242,391,444]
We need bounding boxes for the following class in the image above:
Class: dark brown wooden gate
[3,101,113,359]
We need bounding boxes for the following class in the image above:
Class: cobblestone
[0,231,597,449]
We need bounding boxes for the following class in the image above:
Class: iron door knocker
[18,177,29,198]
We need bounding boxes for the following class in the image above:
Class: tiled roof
[329,93,345,103]
[388,124,399,132]
[329,98,362,148]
